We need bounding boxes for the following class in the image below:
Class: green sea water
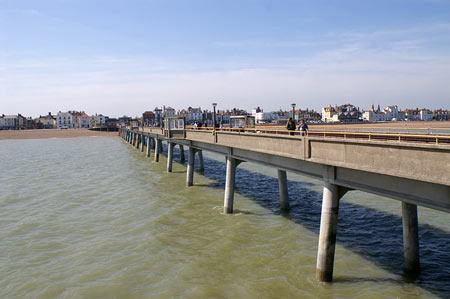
[0,136,449,298]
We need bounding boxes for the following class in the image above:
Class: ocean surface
[1,135,449,298]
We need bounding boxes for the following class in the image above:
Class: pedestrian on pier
[299,119,309,136]
[286,118,296,136]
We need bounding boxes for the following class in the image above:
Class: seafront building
[0,114,26,130]
[321,104,361,123]
[56,111,74,129]
[37,113,56,129]
[434,109,450,121]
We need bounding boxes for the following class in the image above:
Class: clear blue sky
[1,0,450,117]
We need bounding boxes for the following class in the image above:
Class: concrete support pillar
[151,137,155,149]
[131,132,135,145]
[158,140,163,153]
[316,182,341,282]
[146,137,151,157]
[167,143,174,172]
[402,202,420,276]
[197,150,204,172]
[186,147,196,186]
[137,134,141,149]
[179,145,185,162]
[224,157,239,214]
[277,170,290,211]
[154,139,160,162]
[133,133,137,146]
[141,135,145,152]
[129,132,133,144]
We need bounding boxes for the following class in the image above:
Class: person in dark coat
[286,118,296,136]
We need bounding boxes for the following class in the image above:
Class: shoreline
[0,129,118,140]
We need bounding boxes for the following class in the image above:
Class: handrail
[252,125,450,135]
[184,126,450,145]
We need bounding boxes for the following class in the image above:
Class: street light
[291,103,296,121]
[212,102,217,129]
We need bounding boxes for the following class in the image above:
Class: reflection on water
[0,136,448,298]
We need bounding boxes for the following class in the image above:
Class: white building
[57,112,74,129]
[384,105,400,121]
[188,107,203,122]
[362,111,386,122]
[252,107,274,124]
[163,106,176,118]
[90,114,107,127]
[419,109,433,121]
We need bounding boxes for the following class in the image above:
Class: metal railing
[185,126,450,145]
[253,125,450,135]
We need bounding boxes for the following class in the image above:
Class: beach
[0,129,118,140]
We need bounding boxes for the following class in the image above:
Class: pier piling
[146,136,151,157]
[198,150,204,172]
[167,143,174,172]
[224,157,241,214]
[154,139,160,162]
[277,170,290,211]
[179,145,185,162]
[402,202,420,276]
[316,182,347,282]
[187,147,196,186]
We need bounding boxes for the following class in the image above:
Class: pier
[119,123,450,282]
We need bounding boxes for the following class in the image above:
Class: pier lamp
[212,102,217,129]
[291,103,296,121]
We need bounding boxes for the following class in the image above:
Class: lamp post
[291,103,296,121]
[212,102,217,129]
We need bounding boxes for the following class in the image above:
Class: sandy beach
[0,129,118,140]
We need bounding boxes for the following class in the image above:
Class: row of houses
[361,106,450,122]
[3,104,449,130]
[140,106,249,126]
[0,111,114,130]
[136,104,449,126]
[321,104,450,123]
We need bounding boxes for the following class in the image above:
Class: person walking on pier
[299,119,309,136]
[286,118,296,136]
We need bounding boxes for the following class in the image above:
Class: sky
[1,0,450,118]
